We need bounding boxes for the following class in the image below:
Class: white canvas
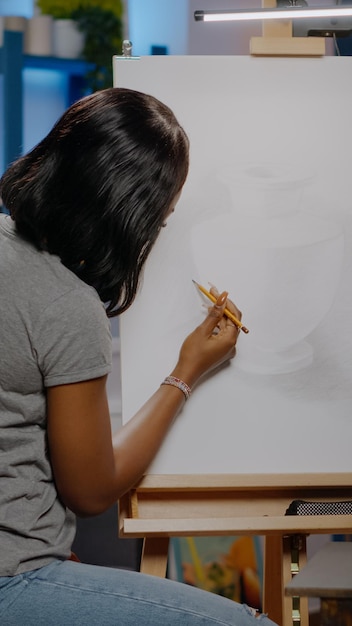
[113,55,352,475]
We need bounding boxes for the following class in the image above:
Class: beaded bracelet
[161,376,191,401]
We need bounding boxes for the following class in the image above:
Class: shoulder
[32,270,112,387]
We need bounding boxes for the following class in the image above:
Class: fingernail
[216,291,228,306]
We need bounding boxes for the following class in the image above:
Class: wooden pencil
[193,280,249,334]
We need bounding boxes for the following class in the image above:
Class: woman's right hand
[172,290,242,388]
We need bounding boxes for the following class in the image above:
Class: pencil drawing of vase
[190,164,344,375]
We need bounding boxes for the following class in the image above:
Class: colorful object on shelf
[170,536,263,610]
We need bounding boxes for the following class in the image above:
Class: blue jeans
[0,560,278,625]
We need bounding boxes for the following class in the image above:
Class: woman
[0,88,276,625]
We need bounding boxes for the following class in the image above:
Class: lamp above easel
[194,1,352,56]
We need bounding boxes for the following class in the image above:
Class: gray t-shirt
[0,215,112,576]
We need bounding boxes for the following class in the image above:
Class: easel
[119,473,352,626]
[115,7,351,626]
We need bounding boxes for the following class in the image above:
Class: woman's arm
[47,291,241,516]
[47,376,190,516]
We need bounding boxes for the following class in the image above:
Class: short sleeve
[33,286,112,387]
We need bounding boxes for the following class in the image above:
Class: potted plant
[73,5,123,91]
[36,0,123,90]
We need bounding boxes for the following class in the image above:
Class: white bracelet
[161,376,191,400]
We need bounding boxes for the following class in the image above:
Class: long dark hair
[0,88,189,316]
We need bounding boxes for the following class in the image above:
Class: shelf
[23,53,94,76]
[0,46,94,76]
[1,30,94,171]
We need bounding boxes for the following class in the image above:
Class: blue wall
[128,0,188,56]
[0,0,33,18]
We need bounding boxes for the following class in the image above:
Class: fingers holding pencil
[208,292,241,346]
[192,279,248,334]
[209,284,242,332]
[175,283,245,385]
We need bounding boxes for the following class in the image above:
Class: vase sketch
[191,165,344,375]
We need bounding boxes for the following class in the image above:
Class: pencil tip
[241,326,249,334]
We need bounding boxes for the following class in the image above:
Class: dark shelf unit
[0,29,93,170]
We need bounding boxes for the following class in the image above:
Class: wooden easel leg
[140,537,170,578]
[263,535,309,626]
[263,535,284,626]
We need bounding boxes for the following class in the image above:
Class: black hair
[0,88,189,316]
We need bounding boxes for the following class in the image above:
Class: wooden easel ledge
[119,472,352,539]
[250,0,326,57]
